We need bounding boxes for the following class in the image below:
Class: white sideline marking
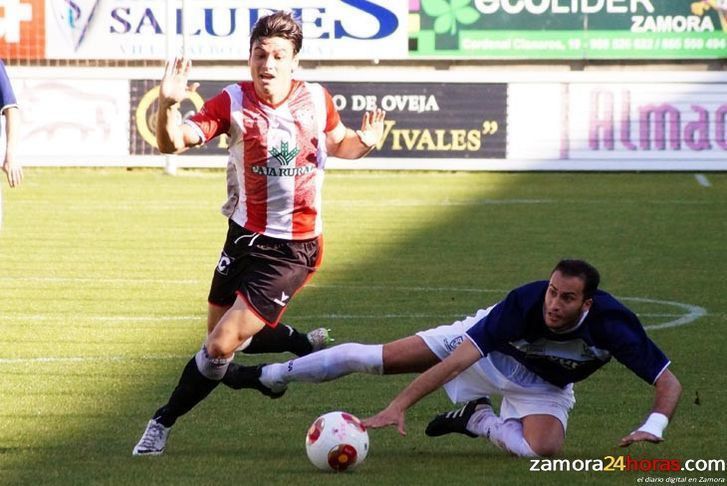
[0,295,707,364]
[694,174,711,187]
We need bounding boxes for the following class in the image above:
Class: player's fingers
[397,421,407,436]
[183,57,192,75]
[361,416,381,429]
[361,111,371,129]
[374,108,386,123]
[164,59,177,78]
[188,82,200,93]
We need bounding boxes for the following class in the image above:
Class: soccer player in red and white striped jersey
[134,11,385,456]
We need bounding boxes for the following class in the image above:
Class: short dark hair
[552,259,600,299]
[250,11,303,55]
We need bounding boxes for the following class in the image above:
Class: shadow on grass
[1,169,723,485]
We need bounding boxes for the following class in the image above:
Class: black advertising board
[130,79,507,160]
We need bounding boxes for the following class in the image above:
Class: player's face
[543,271,592,332]
[249,37,299,104]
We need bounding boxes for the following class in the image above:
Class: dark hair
[250,11,303,55]
[552,259,600,299]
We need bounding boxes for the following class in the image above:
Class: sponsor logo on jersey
[270,141,300,165]
[251,140,313,177]
[445,335,465,352]
[509,338,611,370]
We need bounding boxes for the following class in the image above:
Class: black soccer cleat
[425,397,492,438]
[222,363,286,399]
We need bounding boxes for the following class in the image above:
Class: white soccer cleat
[132,419,170,456]
[306,327,334,352]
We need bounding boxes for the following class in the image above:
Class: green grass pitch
[1,169,725,485]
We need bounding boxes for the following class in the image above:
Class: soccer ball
[305,411,369,472]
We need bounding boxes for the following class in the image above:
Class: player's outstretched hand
[362,404,407,436]
[619,430,664,447]
[356,108,386,148]
[160,57,199,107]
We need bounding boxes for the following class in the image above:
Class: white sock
[468,408,538,457]
[261,343,383,389]
[194,346,233,381]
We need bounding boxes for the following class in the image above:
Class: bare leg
[382,335,440,374]
[209,302,316,356]
[521,414,564,457]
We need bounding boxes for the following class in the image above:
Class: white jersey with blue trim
[465,281,670,388]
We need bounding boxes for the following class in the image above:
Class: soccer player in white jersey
[133,11,385,456]
[226,260,682,457]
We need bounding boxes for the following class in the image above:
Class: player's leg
[426,399,552,457]
[521,414,564,456]
[133,297,264,456]
[227,312,486,395]
[425,351,571,457]
[258,312,483,390]
[226,334,440,395]
[209,301,326,355]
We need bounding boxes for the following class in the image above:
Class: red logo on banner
[0,0,45,59]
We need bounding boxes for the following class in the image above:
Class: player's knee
[204,340,231,359]
[527,437,563,457]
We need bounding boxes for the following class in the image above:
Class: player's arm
[156,57,203,154]
[326,109,386,159]
[363,339,481,436]
[619,368,682,447]
[2,106,22,187]
[0,61,22,188]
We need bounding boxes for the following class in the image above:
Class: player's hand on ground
[619,430,664,447]
[356,108,386,147]
[160,57,199,107]
[362,405,407,436]
[2,158,22,188]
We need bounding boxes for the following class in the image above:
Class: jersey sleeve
[323,88,341,133]
[465,290,527,356]
[0,61,18,113]
[187,90,231,142]
[603,311,670,384]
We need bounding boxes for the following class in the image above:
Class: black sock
[241,323,313,356]
[153,357,220,427]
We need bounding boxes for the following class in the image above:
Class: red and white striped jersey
[187,81,341,240]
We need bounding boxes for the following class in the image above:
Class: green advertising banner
[409,0,727,59]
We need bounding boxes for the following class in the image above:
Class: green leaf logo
[269,141,300,166]
[422,0,481,35]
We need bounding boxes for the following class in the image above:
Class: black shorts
[208,220,322,327]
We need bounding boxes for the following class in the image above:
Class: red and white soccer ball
[305,411,369,472]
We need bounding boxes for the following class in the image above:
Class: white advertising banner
[568,83,727,164]
[44,0,408,60]
[507,80,727,170]
[15,79,130,160]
